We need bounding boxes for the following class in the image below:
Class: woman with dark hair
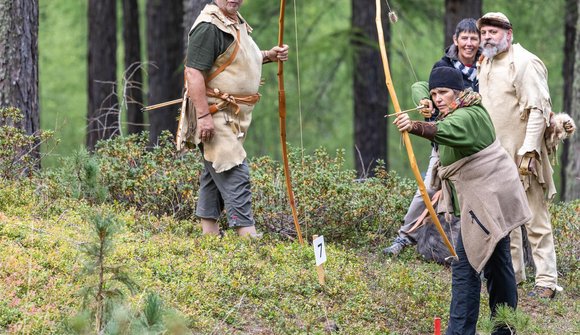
[394,66,531,335]
[433,18,482,92]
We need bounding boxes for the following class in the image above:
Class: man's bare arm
[185,66,214,142]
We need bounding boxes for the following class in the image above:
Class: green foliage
[0,177,578,334]
[42,148,108,204]
[102,306,134,335]
[95,131,203,219]
[39,0,87,168]
[100,293,189,335]
[62,209,190,335]
[0,300,22,329]
[550,200,580,294]
[89,133,414,247]
[477,304,537,335]
[250,147,415,245]
[64,310,92,335]
[0,107,54,180]
[0,179,34,216]
[72,148,109,203]
[139,293,164,332]
[77,211,138,332]
[0,123,576,334]
[66,295,189,335]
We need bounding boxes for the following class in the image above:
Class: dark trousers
[446,233,517,335]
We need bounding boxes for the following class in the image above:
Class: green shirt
[410,80,496,164]
[435,105,496,166]
[186,22,234,71]
[411,81,429,106]
[436,105,496,215]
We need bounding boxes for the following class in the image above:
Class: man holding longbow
[181,0,288,237]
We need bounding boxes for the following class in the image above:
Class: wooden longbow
[374,0,458,260]
[278,0,304,245]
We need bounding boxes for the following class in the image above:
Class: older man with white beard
[477,12,560,299]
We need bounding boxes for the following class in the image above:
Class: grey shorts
[195,158,255,228]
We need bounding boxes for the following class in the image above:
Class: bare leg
[236,225,258,237]
[201,218,220,235]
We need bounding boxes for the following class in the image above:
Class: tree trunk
[122,0,144,135]
[561,0,579,201]
[147,0,184,145]
[565,0,580,200]
[0,0,40,160]
[183,0,210,55]
[443,0,482,47]
[87,0,118,150]
[352,1,389,178]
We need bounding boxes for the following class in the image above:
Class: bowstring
[292,0,308,233]
[384,0,419,83]
[292,0,304,164]
[380,0,419,152]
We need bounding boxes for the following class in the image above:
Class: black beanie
[428,67,465,91]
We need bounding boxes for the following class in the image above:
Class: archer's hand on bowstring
[419,99,434,118]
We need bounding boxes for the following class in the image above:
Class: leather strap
[205,29,241,84]
[206,87,261,105]
[205,87,261,115]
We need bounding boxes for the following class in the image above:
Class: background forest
[37,0,577,200]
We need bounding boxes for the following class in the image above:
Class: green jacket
[410,82,496,165]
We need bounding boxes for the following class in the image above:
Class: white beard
[482,34,509,59]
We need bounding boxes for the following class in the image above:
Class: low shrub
[36,130,578,261]
[0,300,22,329]
[0,107,55,180]
[0,179,35,217]
[0,153,578,334]
[95,131,203,220]
[550,199,579,293]
[250,147,415,246]
[86,134,415,245]
[38,148,108,205]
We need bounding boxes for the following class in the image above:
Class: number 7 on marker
[313,235,327,266]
